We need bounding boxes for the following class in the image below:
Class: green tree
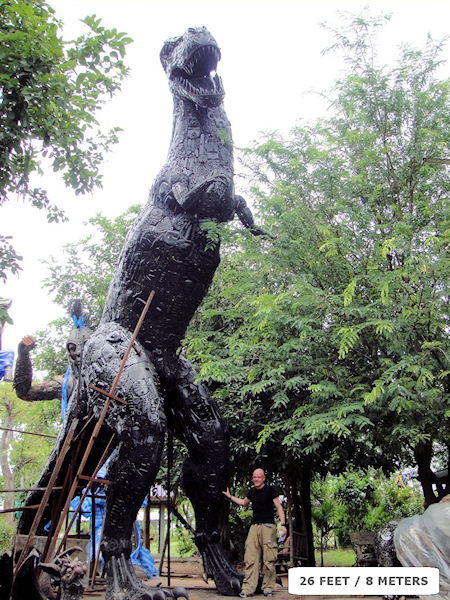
[19,7,450,560]
[315,469,424,547]
[33,204,141,376]
[185,6,450,517]
[0,381,60,532]
[370,474,424,528]
[0,297,12,344]
[311,498,335,566]
[0,0,132,280]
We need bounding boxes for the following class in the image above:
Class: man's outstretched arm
[223,487,251,507]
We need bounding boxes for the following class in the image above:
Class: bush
[173,525,196,556]
[0,516,16,554]
[324,469,424,547]
[334,472,376,545]
[368,479,424,530]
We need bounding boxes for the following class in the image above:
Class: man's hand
[222,487,232,500]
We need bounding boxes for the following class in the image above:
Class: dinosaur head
[160,26,224,108]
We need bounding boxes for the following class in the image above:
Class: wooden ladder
[14,291,155,580]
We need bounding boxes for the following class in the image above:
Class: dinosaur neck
[166,96,233,182]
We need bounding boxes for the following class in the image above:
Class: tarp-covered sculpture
[394,495,450,600]
[0,350,13,381]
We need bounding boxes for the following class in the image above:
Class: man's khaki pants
[242,523,278,595]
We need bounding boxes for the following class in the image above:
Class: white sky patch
[3,0,450,358]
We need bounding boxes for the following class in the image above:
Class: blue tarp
[131,520,159,579]
[61,367,71,418]
[69,491,106,572]
[0,350,14,381]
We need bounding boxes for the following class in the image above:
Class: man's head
[252,468,266,489]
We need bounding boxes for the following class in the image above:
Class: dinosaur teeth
[172,57,223,100]
[184,44,220,74]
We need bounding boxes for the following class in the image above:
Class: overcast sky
[2,0,450,359]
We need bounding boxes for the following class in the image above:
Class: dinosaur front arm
[235,195,275,238]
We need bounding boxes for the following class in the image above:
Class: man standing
[223,469,287,597]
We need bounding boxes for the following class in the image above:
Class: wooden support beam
[15,289,156,579]
[51,434,115,560]
[0,427,56,439]
[78,474,113,486]
[0,487,63,494]
[0,505,41,514]
[14,418,79,574]
[88,384,128,405]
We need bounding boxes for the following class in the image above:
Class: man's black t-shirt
[247,484,278,524]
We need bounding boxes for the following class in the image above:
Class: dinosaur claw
[196,538,243,596]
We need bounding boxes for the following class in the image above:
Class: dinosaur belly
[190,176,235,222]
[101,207,220,354]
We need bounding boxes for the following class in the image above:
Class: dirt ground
[82,557,383,600]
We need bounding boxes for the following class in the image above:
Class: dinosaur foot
[196,533,243,596]
[105,554,188,600]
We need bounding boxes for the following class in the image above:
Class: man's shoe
[239,593,248,598]
[263,592,273,597]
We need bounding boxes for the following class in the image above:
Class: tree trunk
[287,467,316,567]
[414,440,437,507]
[300,469,316,567]
[0,393,16,526]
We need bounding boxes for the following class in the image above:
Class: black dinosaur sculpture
[17,26,266,600]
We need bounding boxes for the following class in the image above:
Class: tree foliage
[311,469,424,549]
[0,0,132,280]
[32,204,141,377]
[185,8,450,505]
[0,381,60,530]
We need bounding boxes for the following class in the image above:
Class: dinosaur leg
[82,324,187,600]
[166,355,243,596]
[101,442,167,600]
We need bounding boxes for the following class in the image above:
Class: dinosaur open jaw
[171,44,224,105]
